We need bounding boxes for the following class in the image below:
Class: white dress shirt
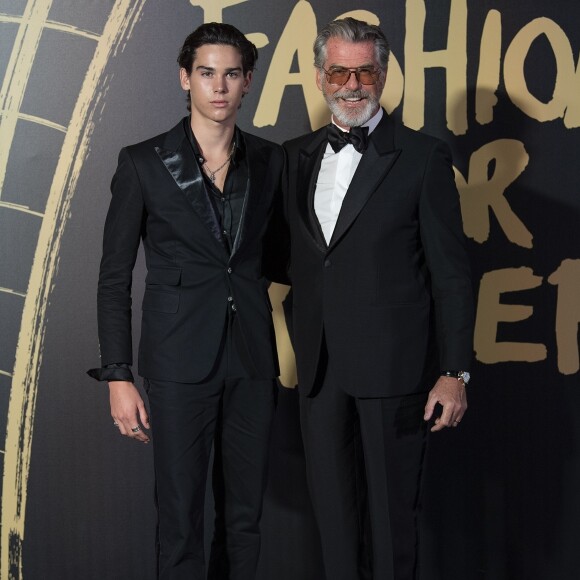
[314,108,383,244]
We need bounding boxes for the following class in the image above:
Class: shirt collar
[183,116,245,167]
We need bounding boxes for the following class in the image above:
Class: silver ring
[131,426,141,433]
[113,422,119,427]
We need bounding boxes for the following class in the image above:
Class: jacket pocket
[143,267,181,313]
[145,267,181,285]
[142,290,179,313]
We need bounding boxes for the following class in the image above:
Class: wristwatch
[441,370,470,385]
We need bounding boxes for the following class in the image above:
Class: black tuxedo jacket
[283,113,474,398]
[96,118,283,382]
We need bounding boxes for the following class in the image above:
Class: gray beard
[323,86,380,128]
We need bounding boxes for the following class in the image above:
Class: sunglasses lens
[329,70,349,84]
[326,69,377,85]
[359,71,376,84]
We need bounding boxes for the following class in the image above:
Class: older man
[282,18,474,580]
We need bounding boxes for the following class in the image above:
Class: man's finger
[138,402,150,430]
[423,396,438,421]
[431,404,453,431]
[130,423,150,443]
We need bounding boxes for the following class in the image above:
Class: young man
[282,18,474,580]
[88,23,284,580]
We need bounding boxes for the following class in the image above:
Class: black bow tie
[327,124,369,154]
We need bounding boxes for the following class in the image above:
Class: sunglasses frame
[321,66,380,86]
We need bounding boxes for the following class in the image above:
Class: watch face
[459,371,471,384]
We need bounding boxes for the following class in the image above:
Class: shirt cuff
[86,363,134,383]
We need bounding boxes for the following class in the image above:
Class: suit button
[324,259,331,267]
[227,296,233,302]
[231,304,237,312]
[227,267,232,274]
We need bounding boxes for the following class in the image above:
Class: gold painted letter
[404,0,467,134]
[476,10,502,125]
[454,139,533,248]
[504,18,580,127]
[254,1,325,129]
[548,259,580,375]
[475,268,546,364]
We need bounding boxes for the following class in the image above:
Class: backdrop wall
[0,1,578,579]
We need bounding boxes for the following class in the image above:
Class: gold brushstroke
[0,202,44,218]
[1,1,147,576]
[246,33,268,49]
[188,0,269,47]
[0,13,100,41]
[0,111,66,133]
[0,287,26,298]
[190,0,248,22]
[0,0,54,197]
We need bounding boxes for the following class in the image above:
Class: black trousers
[146,315,277,580]
[300,359,429,580]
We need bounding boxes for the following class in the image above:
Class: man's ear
[315,67,323,92]
[243,70,253,94]
[381,67,388,85]
[179,68,190,91]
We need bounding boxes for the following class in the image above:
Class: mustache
[332,88,372,100]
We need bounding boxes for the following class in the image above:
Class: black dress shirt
[184,118,247,254]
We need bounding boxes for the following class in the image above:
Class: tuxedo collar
[296,128,328,252]
[297,111,401,253]
[329,112,401,250]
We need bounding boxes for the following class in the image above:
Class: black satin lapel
[298,143,327,252]
[155,142,226,250]
[328,146,401,250]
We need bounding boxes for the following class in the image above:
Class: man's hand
[423,376,467,432]
[109,381,150,443]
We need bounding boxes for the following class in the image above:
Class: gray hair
[313,17,390,71]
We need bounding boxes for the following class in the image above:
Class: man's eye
[201,71,212,77]
[227,72,239,78]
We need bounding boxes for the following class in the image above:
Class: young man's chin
[193,108,235,124]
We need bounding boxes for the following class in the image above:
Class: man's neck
[190,115,235,157]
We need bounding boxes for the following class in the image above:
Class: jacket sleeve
[86,363,134,382]
[419,140,474,371]
[95,147,146,367]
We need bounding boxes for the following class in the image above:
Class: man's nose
[213,75,227,92]
[344,70,362,90]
